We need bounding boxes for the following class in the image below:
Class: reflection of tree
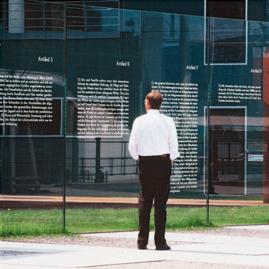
[126,18,135,32]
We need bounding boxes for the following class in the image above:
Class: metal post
[139,11,143,116]
[43,2,46,36]
[228,143,231,175]
[63,3,67,232]
[123,142,126,175]
[95,137,101,183]
[3,0,7,34]
[206,17,211,224]
[81,157,85,182]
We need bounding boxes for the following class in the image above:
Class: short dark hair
[146,90,163,109]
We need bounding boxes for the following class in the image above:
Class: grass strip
[1,206,268,237]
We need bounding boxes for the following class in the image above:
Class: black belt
[139,154,169,158]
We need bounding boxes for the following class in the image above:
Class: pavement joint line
[224,225,269,230]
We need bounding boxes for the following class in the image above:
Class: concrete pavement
[1,225,269,268]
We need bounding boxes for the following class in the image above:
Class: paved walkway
[1,226,269,269]
[1,195,268,210]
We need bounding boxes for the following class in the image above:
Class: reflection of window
[23,1,120,38]
[0,1,6,31]
[1,98,62,137]
[208,18,246,64]
[206,0,245,20]
[25,2,64,32]
[205,0,247,65]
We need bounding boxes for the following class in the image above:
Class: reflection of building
[0,0,269,202]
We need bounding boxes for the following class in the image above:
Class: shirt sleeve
[169,118,180,160]
[128,119,139,160]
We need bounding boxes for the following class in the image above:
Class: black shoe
[156,243,171,251]
[137,244,147,250]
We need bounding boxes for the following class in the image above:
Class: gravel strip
[1,227,268,248]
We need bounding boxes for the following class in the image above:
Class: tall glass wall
[1,1,269,205]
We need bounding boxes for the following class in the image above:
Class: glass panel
[207,17,265,196]
[0,0,65,235]
[141,12,206,199]
[64,5,141,198]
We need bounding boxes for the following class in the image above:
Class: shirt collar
[147,109,160,114]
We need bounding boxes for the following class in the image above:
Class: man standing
[128,90,179,250]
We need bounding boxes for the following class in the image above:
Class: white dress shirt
[128,109,179,160]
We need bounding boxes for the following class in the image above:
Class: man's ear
[145,100,150,112]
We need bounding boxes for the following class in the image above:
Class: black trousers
[137,154,171,248]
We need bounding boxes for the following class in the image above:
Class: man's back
[129,109,178,160]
